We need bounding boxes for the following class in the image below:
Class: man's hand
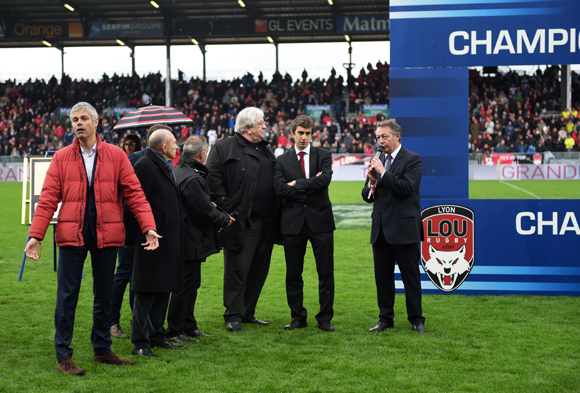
[219,215,236,233]
[142,230,162,250]
[369,156,386,176]
[24,238,41,261]
[226,215,235,227]
[286,180,297,187]
[315,171,322,177]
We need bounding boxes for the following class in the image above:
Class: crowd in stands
[0,62,389,158]
[469,66,580,154]
[3,62,579,159]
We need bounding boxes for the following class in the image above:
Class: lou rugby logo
[421,205,474,292]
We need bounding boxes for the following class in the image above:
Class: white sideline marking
[499,181,541,199]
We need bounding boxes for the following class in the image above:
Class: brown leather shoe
[58,359,86,376]
[92,351,135,365]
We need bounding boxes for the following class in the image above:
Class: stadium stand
[468,66,580,154]
[0,62,389,159]
[2,63,578,159]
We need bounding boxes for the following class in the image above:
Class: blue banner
[390,0,578,67]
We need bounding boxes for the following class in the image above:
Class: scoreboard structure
[389,0,579,296]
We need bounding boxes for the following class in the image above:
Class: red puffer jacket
[29,135,156,248]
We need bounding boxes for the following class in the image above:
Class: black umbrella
[113,105,193,131]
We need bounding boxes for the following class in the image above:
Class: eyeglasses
[124,142,136,146]
[254,121,265,127]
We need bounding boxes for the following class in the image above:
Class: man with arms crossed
[274,115,336,332]
[24,102,160,375]
[362,119,426,333]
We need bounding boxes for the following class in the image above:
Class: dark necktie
[385,154,392,172]
[298,151,306,178]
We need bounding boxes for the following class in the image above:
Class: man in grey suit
[274,115,336,332]
[362,119,426,333]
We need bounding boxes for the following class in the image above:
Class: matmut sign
[390,0,578,68]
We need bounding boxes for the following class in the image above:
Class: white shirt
[387,144,402,165]
[81,142,97,185]
[295,144,311,179]
[378,144,402,180]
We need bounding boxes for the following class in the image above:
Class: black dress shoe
[368,321,394,332]
[151,340,187,349]
[226,321,244,332]
[169,334,198,344]
[243,317,270,326]
[412,323,426,333]
[317,322,335,332]
[283,320,308,330]
[132,347,159,357]
[186,329,214,337]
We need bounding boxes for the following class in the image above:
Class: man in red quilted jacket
[24,102,161,376]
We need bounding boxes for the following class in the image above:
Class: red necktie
[298,151,306,178]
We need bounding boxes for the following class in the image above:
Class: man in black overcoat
[167,135,234,342]
[129,127,186,357]
[273,115,336,332]
[206,107,279,333]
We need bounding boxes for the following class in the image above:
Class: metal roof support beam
[51,45,65,83]
[274,42,279,73]
[165,17,172,107]
[128,45,136,77]
[199,44,207,81]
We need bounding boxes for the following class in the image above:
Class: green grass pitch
[0,181,578,392]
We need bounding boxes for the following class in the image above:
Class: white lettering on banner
[517,30,545,54]
[471,30,492,54]
[449,31,469,55]
[102,22,162,31]
[501,164,580,180]
[269,19,332,32]
[332,155,362,167]
[343,16,388,32]
[450,28,580,56]
[0,167,25,182]
[516,212,580,235]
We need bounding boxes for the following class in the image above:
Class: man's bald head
[148,129,174,152]
[146,124,173,145]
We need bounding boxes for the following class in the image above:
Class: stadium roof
[0,0,389,48]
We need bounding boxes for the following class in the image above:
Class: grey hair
[183,135,207,158]
[70,102,98,122]
[234,107,264,134]
[148,129,173,151]
[376,118,402,138]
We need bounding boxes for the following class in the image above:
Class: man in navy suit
[274,115,336,332]
[362,119,426,333]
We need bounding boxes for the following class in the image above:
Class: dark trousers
[372,228,425,326]
[131,291,171,349]
[223,215,276,323]
[167,259,204,337]
[54,233,117,362]
[283,221,334,324]
[110,246,135,325]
